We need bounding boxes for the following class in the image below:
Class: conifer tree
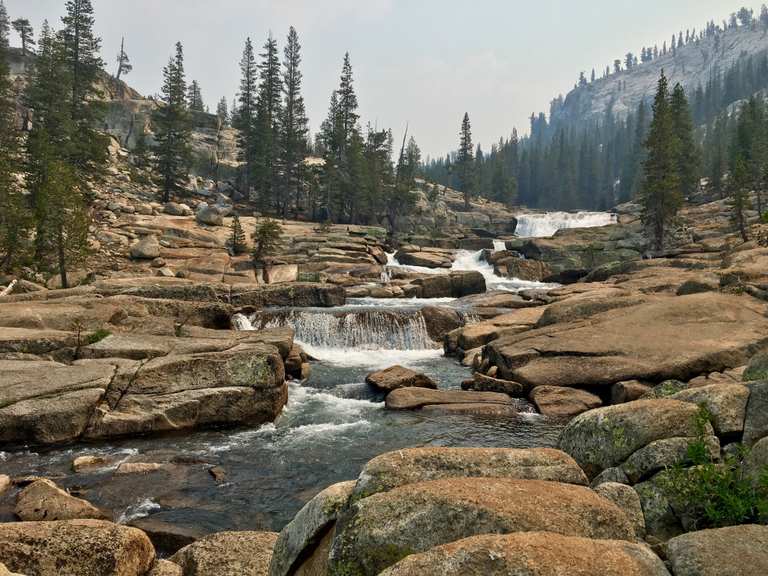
[640,71,681,252]
[115,36,132,82]
[11,18,34,55]
[152,42,191,202]
[279,26,309,217]
[234,38,258,196]
[728,155,751,242]
[187,80,204,112]
[670,83,700,199]
[255,34,282,212]
[457,112,475,210]
[216,97,229,126]
[251,218,283,265]
[0,1,29,271]
[230,213,247,255]
[61,0,107,172]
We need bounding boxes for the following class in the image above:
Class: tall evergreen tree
[115,36,132,82]
[457,112,475,210]
[234,38,258,197]
[640,71,681,252]
[152,42,191,202]
[254,34,282,211]
[187,79,204,111]
[216,97,229,126]
[279,26,309,217]
[670,83,700,199]
[11,18,34,55]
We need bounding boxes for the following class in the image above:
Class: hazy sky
[5,1,761,158]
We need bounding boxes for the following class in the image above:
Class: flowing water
[0,212,614,536]
[514,211,618,238]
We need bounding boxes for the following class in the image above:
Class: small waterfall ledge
[514,211,617,238]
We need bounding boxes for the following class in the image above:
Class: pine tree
[230,213,247,255]
[670,83,700,199]
[234,38,258,197]
[61,0,107,173]
[0,1,29,271]
[640,71,681,252]
[216,97,229,126]
[254,34,282,212]
[115,36,132,82]
[279,26,309,217]
[152,42,191,202]
[11,19,34,55]
[187,80,204,112]
[251,218,283,265]
[337,53,360,151]
[457,112,475,210]
[24,23,90,287]
[729,155,751,242]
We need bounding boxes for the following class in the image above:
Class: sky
[4,0,762,158]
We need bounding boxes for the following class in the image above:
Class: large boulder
[621,436,720,484]
[666,525,768,576]
[130,235,161,260]
[461,373,525,396]
[15,479,109,521]
[486,294,768,388]
[529,386,602,417]
[269,481,355,576]
[378,532,670,576]
[743,380,768,446]
[593,482,646,537]
[195,204,224,226]
[559,400,710,478]
[170,531,278,576]
[743,351,768,381]
[413,272,485,298]
[329,478,635,575]
[394,250,453,269]
[670,383,749,436]
[164,202,193,216]
[420,306,463,341]
[0,520,155,576]
[365,366,437,392]
[352,448,588,500]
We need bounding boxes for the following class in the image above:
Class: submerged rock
[385,388,513,410]
[15,479,110,522]
[352,447,588,500]
[378,532,670,576]
[329,478,634,575]
[365,366,437,392]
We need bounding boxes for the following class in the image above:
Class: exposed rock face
[328,478,635,575]
[147,560,183,576]
[378,532,670,576]
[365,366,437,392]
[744,352,768,381]
[529,385,602,417]
[269,481,355,576]
[486,294,768,389]
[0,520,155,576]
[412,271,486,298]
[559,400,710,478]
[352,448,588,499]
[15,479,110,522]
[419,306,463,341]
[394,249,454,269]
[743,380,768,446]
[170,531,278,576]
[666,525,768,576]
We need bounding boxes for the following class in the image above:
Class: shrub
[660,405,768,529]
[87,329,112,345]
[252,218,283,265]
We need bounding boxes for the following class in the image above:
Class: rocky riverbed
[2,172,768,574]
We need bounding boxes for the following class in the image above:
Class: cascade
[515,211,617,238]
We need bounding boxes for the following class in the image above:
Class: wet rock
[529,386,602,417]
[494,258,552,282]
[385,388,514,410]
[413,271,485,298]
[269,481,355,576]
[394,250,453,269]
[420,402,520,416]
[72,455,114,472]
[670,383,749,436]
[0,520,155,576]
[593,482,646,537]
[666,525,768,576]
[0,475,10,496]
[329,478,635,576]
[171,531,278,576]
[379,532,670,576]
[129,516,209,556]
[15,479,109,522]
[365,366,437,392]
[352,447,588,500]
[622,436,720,484]
[461,373,524,397]
[130,236,161,260]
[420,306,463,341]
[559,400,710,478]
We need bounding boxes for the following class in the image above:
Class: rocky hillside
[552,22,768,127]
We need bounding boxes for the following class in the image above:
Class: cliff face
[552,24,768,127]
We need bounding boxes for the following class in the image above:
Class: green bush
[660,405,768,529]
[86,329,112,345]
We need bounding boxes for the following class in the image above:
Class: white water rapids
[514,211,617,238]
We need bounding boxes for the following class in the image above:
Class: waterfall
[451,250,558,293]
[231,313,255,331]
[493,240,507,251]
[515,211,617,238]
[242,308,437,351]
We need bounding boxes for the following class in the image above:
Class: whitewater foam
[515,211,617,238]
[117,498,161,524]
[451,249,559,293]
[299,343,443,368]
